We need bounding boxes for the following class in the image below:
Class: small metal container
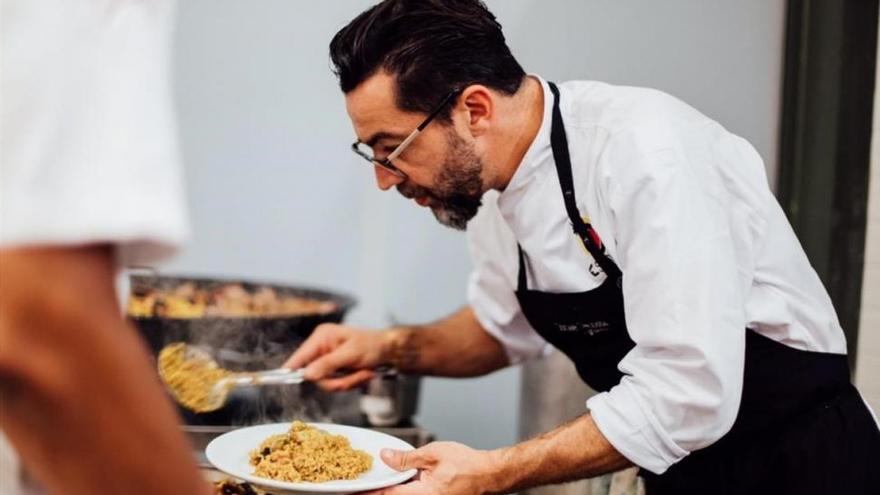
[360,373,421,427]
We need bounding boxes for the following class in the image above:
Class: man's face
[345,72,485,230]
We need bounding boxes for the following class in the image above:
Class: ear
[458,85,494,137]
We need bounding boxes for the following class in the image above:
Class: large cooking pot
[128,273,355,368]
[127,273,357,425]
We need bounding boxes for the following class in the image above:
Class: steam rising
[129,275,361,427]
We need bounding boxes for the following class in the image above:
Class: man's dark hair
[329,0,526,121]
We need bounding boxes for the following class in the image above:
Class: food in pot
[157,342,234,413]
[128,282,337,318]
[249,421,372,483]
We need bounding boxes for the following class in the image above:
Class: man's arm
[0,246,210,495]
[384,306,509,377]
[285,306,510,390]
[372,413,631,495]
[489,414,631,492]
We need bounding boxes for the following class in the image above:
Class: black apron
[513,81,880,494]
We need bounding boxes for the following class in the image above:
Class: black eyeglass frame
[351,88,463,178]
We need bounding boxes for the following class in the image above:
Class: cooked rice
[157,342,232,412]
[249,421,372,483]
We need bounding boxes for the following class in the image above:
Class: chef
[286,0,880,494]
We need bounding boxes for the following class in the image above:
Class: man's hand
[363,415,631,495]
[284,307,510,388]
[362,442,502,495]
[283,324,393,391]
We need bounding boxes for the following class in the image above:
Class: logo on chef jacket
[576,215,604,277]
[556,320,611,335]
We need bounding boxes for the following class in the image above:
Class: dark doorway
[777,0,879,369]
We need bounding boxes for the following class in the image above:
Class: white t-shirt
[0,0,186,492]
[0,0,188,259]
[466,76,848,474]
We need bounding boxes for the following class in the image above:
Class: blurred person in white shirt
[1,1,209,493]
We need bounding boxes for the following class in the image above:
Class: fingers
[283,323,339,369]
[358,447,437,495]
[357,481,424,495]
[318,369,376,392]
[285,324,381,391]
[303,341,363,380]
[380,448,432,471]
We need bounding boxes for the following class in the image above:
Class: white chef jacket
[0,1,186,493]
[466,76,848,474]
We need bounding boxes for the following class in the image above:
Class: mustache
[397,181,482,212]
[396,182,435,201]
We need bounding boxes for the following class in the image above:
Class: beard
[396,130,485,230]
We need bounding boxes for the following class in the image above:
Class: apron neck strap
[517,244,528,290]
[547,82,619,277]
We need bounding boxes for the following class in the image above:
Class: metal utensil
[165,345,308,412]
[165,344,394,413]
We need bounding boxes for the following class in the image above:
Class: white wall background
[164,0,785,449]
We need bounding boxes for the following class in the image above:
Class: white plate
[206,422,418,494]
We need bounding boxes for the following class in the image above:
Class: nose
[374,164,404,191]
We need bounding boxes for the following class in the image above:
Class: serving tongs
[167,345,393,413]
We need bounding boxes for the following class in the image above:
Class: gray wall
[165,0,785,449]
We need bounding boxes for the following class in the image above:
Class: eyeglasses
[351,88,462,178]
